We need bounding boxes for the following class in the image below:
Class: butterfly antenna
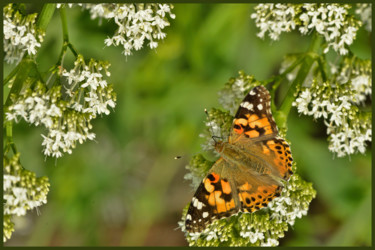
[205,108,217,143]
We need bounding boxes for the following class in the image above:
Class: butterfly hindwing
[185,159,239,233]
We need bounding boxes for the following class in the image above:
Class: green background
[4,4,371,246]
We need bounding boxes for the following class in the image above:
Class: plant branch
[3,64,20,86]
[59,5,69,43]
[316,55,328,82]
[4,59,34,107]
[36,4,56,32]
[55,6,78,67]
[275,33,322,129]
[4,122,18,155]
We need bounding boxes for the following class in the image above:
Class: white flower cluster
[251,3,361,55]
[250,4,297,41]
[6,88,62,126]
[355,4,372,32]
[268,175,309,226]
[293,68,372,157]
[5,56,116,158]
[3,153,50,242]
[80,3,175,56]
[62,55,116,118]
[3,4,44,64]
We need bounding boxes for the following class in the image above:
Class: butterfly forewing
[230,85,278,143]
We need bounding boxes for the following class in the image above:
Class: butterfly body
[185,86,293,233]
[215,141,273,177]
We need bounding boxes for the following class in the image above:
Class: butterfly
[185,85,293,233]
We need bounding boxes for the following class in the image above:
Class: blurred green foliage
[4,4,371,246]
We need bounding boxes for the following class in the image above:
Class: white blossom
[3,4,44,64]
[251,4,361,55]
[5,56,116,158]
[293,69,371,157]
[81,4,175,56]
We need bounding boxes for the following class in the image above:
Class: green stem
[4,59,33,106]
[68,43,79,58]
[36,4,56,32]
[5,122,17,155]
[267,54,305,112]
[55,6,78,67]
[59,5,69,43]
[3,64,20,86]
[316,55,328,82]
[276,33,322,129]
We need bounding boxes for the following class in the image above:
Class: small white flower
[251,4,360,55]
[3,4,45,64]
[81,4,175,57]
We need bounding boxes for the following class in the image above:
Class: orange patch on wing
[208,192,216,206]
[216,204,227,213]
[226,199,235,211]
[267,140,275,146]
[235,118,248,126]
[210,172,220,183]
[263,125,273,135]
[248,114,260,123]
[257,184,278,194]
[204,179,215,193]
[262,145,270,155]
[239,182,252,191]
[207,191,227,213]
[245,130,259,138]
[221,180,231,194]
[233,126,243,134]
[249,117,270,129]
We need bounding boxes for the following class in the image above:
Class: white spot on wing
[186,214,192,220]
[193,197,198,207]
[257,104,263,110]
[250,90,256,95]
[240,101,254,111]
[202,212,209,218]
[197,201,203,210]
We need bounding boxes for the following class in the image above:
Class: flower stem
[56,6,78,67]
[3,63,20,86]
[4,122,17,155]
[36,4,56,32]
[59,5,69,43]
[4,59,34,106]
[276,33,322,129]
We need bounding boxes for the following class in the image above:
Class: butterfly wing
[185,158,239,233]
[233,164,283,213]
[230,86,293,181]
[230,85,278,143]
[185,158,283,233]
